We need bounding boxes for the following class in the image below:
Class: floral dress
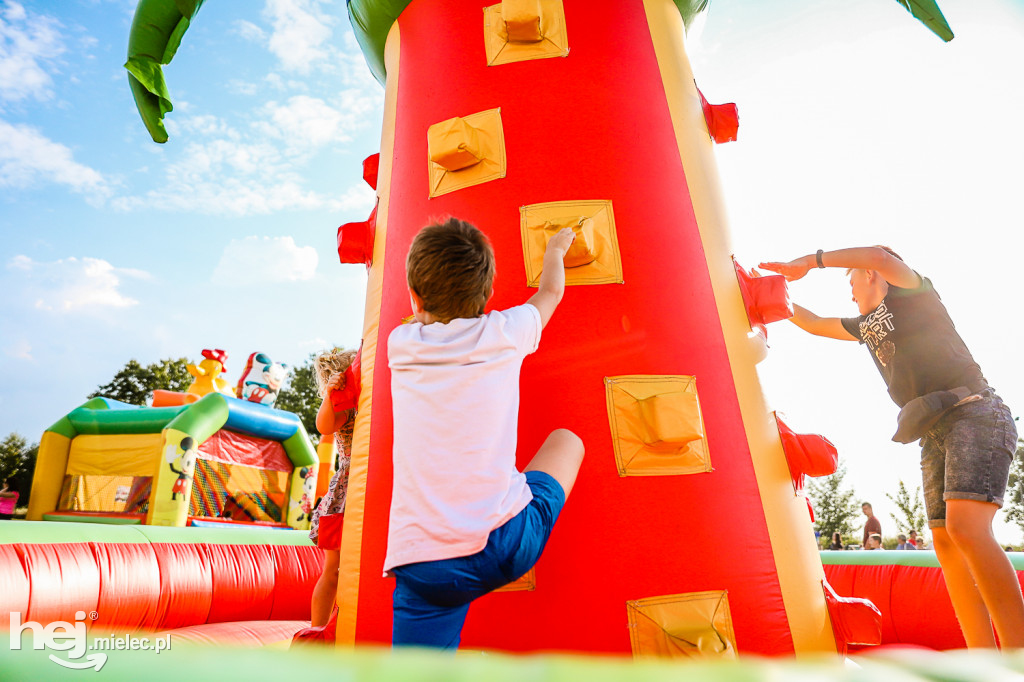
[308,410,354,544]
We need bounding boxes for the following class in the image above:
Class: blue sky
[1,0,1023,542]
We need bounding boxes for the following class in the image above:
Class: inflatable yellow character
[186,349,234,397]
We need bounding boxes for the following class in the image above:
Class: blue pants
[391,471,565,649]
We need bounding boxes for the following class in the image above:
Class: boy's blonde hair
[314,348,357,399]
[406,217,495,323]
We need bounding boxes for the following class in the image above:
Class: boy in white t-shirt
[386,217,585,650]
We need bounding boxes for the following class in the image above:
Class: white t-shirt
[383,304,542,573]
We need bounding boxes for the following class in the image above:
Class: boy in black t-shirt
[760,246,1023,650]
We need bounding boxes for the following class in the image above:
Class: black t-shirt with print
[840,276,987,408]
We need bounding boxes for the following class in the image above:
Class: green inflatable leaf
[124,0,205,143]
[894,0,954,42]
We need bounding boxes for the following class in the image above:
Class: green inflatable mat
[0,520,314,546]
[1,639,1022,682]
[820,549,1024,571]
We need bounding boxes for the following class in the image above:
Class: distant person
[896,534,916,550]
[866,534,883,550]
[861,502,881,547]
[908,529,919,548]
[0,480,16,520]
[760,246,1024,649]
[829,532,844,551]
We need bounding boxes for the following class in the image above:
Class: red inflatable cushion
[206,543,276,624]
[151,542,213,630]
[92,542,161,631]
[0,545,29,621]
[269,544,323,621]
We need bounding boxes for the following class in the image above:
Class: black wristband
[816,249,825,269]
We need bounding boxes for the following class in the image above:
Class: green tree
[0,433,38,495]
[89,357,191,405]
[808,462,860,545]
[275,355,320,443]
[1004,438,1024,534]
[886,479,927,536]
[0,432,33,485]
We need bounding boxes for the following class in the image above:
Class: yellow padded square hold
[503,0,542,42]
[604,375,710,477]
[494,567,536,593]
[427,108,506,198]
[627,591,738,660]
[637,393,703,448]
[521,200,622,287]
[483,0,568,66]
[542,216,597,268]
[428,117,483,171]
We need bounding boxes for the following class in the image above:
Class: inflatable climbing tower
[336,0,843,657]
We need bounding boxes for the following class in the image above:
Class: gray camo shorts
[920,391,1017,527]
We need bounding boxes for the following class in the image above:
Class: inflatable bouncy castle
[123,0,956,661]
[27,394,318,529]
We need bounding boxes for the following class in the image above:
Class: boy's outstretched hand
[527,227,576,330]
[546,227,576,259]
[759,255,814,282]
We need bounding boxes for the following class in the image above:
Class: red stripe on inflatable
[268,544,323,621]
[206,544,276,623]
[0,544,29,620]
[824,562,967,650]
[890,565,964,649]
[16,543,99,626]
[92,542,161,631]
[150,542,213,630]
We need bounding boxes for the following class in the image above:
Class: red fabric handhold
[696,86,739,144]
[776,413,839,492]
[733,258,793,339]
[805,496,815,523]
[329,348,362,412]
[822,578,882,655]
[337,202,377,267]
[363,153,380,190]
[291,604,338,646]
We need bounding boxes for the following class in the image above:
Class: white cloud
[251,91,379,157]
[118,99,379,215]
[112,131,333,215]
[0,119,111,204]
[3,339,31,360]
[262,0,334,73]
[326,183,375,214]
[234,19,266,43]
[0,1,64,104]
[256,95,354,151]
[227,79,260,96]
[8,255,150,312]
[211,236,318,286]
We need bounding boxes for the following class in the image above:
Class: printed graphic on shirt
[859,303,895,367]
